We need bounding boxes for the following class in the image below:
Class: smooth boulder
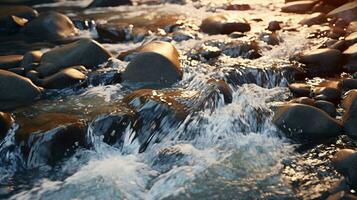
[21,50,42,69]
[121,41,183,87]
[0,69,42,110]
[273,103,342,140]
[332,149,357,188]
[342,90,357,139]
[200,14,251,35]
[299,12,326,26]
[342,43,357,73]
[0,55,23,69]
[0,112,12,140]
[288,83,311,97]
[88,0,132,8]
[37,38,112,77]
[296,48,342,76]
[327,1,357,23]
[281,1,316,14]
[23,11,78,42]
[41,67,87,89]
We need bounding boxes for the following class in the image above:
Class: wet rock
[299,12,326,26]
[0,55,23,69]
[15,112,86,167]
[281,1,316,14]
[288,83,311,97]
[8,67,25,76]
[329,40,348,52]
[346,21,357,34]
[296,48,342,76]
[37,38,112,77]
[222,40,261,59]
[25,69,40,84]
[273,103,342,140]
[23,11,78,42]
[313,87,341,105]
[88,0,132,8]
[260,32,281,46]
[341,79,357,90]
[89,109,137,147]
[200,14,250,35]
[342,43,357,73]
[267,20,281,32]
[0,112,12,140]
[315,100,336,118]
[311,1,335,14]
[122,41,182,87]
[290,97,315,106]
[123,89,193,152]
[345,32,357,45]
[225,3,251,11]
[20,50,42,69]
[0,5,38,20]
[0,5,38,35]
[40,67,87,89]
[332,149,357,188]
[96,24,126,43]
[342,90,357,139]
[327,1,357,23]
[207,79,233,104]
[0,69,42,110]
[327,191,357,200]
[84,68,121,87]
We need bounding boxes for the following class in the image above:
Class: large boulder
[281,1,316,14]
[0,69,42,110]
[327,1,357,23]
[288,83,311,97]
[0,112,12,140]
[36,39,112,77]
[121,41,183,87]
[41,67,87,89]
[21,50,42,69]
[15,112,86,167]
[0,5,38,34]
[299,12,326,26]
[295,48,342,76]
[0,55,23,69]
[200,14,251,35]
[273,103,342,140]
[23,11,78,42]
[88,0,132,8]
[342,90,357,139]
[332,149,357,188]
[342,43,357,73]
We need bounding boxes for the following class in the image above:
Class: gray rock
[0,55,23,69]
[315,100,336,118]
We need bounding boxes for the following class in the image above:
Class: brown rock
[299,12,326,26]
[0,55,23,69]
[281,1,316,14]
[200,14,251,35]
[332,149,357,188]
[288,83,311,97]
[342,43,357,73]
[267,20,281,32]
[41,67,87,89]
[327,1,357,23]
[0,112,12,140]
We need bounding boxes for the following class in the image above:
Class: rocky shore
[0,0,356,199]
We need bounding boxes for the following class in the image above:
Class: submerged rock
[296,48,342,76]
[37,38,112,77]
[207,79,233,105]
[200,14,250,35]
[0,69,42,110]
[121,41,182,87]
[0,112,12,140]
[88,0,132,8]
[15,112,86,167]
[0,55,23,70]
[23,11,78,42]
[273,103,342,140]
[41,67,87,89]
[332,149,357,188]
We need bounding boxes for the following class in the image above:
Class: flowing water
[0,0,341,199]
